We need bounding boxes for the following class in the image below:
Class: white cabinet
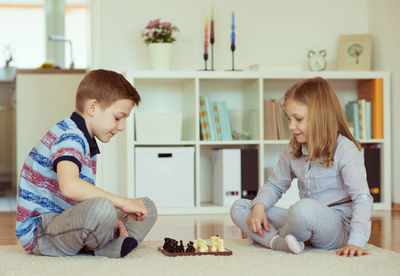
[15,70,86,183]
[135,147,194,208]
[124,70,391,214]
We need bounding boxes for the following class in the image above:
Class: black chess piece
[163,237,179,253]
[186,241,195,252]
[179,240,185,253]
[163,237,170,251]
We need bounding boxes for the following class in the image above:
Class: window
[65,1,87,68]
[0,0,87,69]
[0,1,45,68]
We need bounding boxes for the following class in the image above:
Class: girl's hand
[119,198,148,221]
[117,219,129,237]
[336,244,371,257]
[247,203,270,238]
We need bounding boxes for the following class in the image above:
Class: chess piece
[186,241,195,252]
[179,240,185,253]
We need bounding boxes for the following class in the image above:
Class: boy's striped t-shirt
[16,112,99,251]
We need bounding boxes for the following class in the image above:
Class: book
[357,79,383,139]
[264,100,278,140]
[263,100,269,139]
[199,96,211,140]
[274,101,285,140]
[222,102,233,140]
[217,101,233,141]
[205,96,217,141]
[358,99,367,140]
[345,101,360,140]
[212,102,222,141]
[366,101,372,139]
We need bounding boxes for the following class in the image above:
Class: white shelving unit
[124,70,391,214]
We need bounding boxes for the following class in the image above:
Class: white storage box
[135,112,182,141]
[135,147,194,208]
[212,149,241,206]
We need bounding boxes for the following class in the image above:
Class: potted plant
[142,19,179,70]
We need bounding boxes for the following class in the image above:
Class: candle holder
[210,38,214,71]
[226,44,241,71]
[226,12,241,71]
[199,18,210,71]
[210,6,215,71]
[198,53,209,71]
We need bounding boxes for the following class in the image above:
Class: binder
[362,144,381,202]
[241,149,258,200]
[212,149,241,206]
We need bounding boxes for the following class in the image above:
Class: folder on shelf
[241,149,258,200]
[357,79,383,139]
[212,149,241,206]
[362,144,381,202]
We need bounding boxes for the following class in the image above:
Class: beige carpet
[1,240,399,276]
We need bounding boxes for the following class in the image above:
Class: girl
[231,77,373,257]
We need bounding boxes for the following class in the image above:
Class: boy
[16,69,157,258]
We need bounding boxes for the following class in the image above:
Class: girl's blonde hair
[283,77,361,167]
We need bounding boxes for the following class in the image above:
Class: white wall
[89,0,400,203]
[90,0,368,71]
[368,0,400,204]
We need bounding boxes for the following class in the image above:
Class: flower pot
[148,43,173,70]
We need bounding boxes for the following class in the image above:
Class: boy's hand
[247,203,270,238]
[119,198,149,221]
[336,244,371,257]
[117,219,129,237]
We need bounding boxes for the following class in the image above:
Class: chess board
[158,247,233,257]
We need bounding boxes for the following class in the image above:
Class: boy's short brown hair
[75,69,141,113]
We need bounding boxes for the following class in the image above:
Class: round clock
[307,50,327,71]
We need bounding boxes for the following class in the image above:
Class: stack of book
[199,96,233,141]
[345,99,372,140]
[263,99,285,140]
[345,78,383,140]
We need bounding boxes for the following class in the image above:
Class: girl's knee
[230,199,252,226]
[290,198,320,219]
[231,199,252,212]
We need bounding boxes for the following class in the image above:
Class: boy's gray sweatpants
[230,198,349,250]
[32,197,157,257]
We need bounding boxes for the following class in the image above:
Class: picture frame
[337,34,372,71]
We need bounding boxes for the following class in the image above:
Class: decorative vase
[148,43,173,70]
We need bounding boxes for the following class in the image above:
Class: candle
[204,18,208,54]
[231,12,235,45]
[210,6,215,43]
